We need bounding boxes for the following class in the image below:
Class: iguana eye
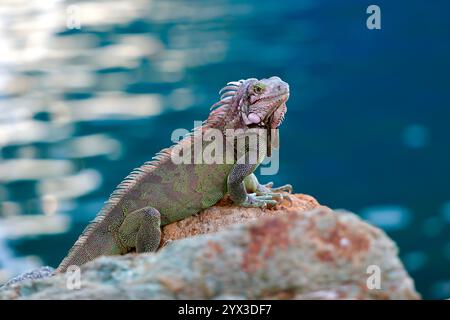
[253,83,265,94]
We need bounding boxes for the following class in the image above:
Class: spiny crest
[206,79,244,128]
[105,148,172,201]
[210,80,244,111]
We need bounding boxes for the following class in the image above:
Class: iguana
[57,76,291,272]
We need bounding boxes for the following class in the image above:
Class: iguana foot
[240,193,278,208]
[257,183,294,207]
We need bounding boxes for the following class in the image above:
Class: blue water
[0,0,449,298]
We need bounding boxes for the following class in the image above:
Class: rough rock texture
[0,194,420,300]
[160,194,320,246]
[2,266,55,288]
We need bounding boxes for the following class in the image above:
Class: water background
[0,0,449,298]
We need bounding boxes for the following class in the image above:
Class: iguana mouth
[247,96,288,157]
[248,94,288,129]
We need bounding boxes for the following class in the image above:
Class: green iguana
[57,76,291,272]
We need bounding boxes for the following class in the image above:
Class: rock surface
[160,194,320,246]
[0,194,420,300]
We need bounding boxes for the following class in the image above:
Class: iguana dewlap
[57,77,291,272]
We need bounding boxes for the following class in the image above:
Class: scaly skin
[57,76,291,272]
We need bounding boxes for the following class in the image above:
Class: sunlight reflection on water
[0,0,449,299]
[0,0,268,281]
[360,205,412,231]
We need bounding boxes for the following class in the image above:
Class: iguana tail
[56,210,121,273]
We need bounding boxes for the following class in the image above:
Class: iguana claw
[263,181,274,188]
[269,184,293,194]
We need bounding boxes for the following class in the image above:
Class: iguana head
[212,76,289,130]
[239,76,289,129]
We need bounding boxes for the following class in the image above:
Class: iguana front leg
[227,163,279,207]
[118,207,161,253]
